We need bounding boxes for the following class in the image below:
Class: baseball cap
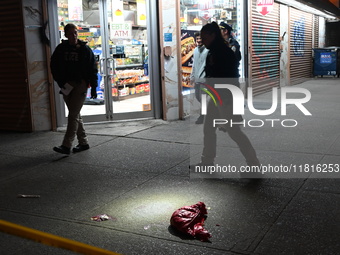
[219,22,233,31]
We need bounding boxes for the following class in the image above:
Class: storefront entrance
[51,0,160,125]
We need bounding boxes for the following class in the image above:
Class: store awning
[299,0,340,18]
[276,0,340,19]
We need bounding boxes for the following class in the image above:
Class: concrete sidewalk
[0,78,339,255]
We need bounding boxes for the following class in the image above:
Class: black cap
[219,22,233,31]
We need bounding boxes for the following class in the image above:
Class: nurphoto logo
[200,83,312,128]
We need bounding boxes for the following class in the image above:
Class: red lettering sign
[256,0,274,16]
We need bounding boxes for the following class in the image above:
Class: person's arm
[231,39,241,61]
[190,49,197,83]
[198,49,209,79]
[88,49,98,88]
[50,45,66,88]
[85,46,98,98]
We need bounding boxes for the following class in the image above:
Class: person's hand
[91,87,97,99]
[58,82,65,89]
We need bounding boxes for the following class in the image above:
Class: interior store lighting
[115,9,123,16]
[140,14,146,20]
[193,17,200,23]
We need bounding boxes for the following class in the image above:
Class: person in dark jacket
[197,22,260,173]
[219,22,241,63]
[51,23,98,155]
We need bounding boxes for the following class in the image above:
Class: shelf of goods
[112,68,149,101]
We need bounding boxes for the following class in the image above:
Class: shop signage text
[111,23,132,39]
[256,0,274,16]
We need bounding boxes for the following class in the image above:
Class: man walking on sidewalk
[50,23,98,155]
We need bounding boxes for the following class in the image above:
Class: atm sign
[111,23,132,39]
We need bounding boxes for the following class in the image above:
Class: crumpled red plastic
[170,202,211,242]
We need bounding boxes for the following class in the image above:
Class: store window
[56,0,152,121]
[180,0,239,30]
[180,0,244,95]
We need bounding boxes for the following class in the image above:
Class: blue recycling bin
[313,47,339,77]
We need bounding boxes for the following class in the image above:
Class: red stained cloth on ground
[170,202,211,242]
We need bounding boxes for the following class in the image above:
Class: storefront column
[159,1,182,120]
[280,4,289,87]
[318,17,326,47]
[23,0,52,131]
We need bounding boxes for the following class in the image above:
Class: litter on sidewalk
[91,214,115,222]
[170,202,212,242]
[17,194,40,198]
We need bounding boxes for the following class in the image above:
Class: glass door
[107,0,151,118]
[55,0,154,123]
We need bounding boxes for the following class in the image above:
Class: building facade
[0,0,339,132]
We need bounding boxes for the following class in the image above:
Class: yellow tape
[0,220,122,255]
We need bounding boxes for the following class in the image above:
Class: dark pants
[201,90,260,166]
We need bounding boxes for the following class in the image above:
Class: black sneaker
[72,144,90,153]
[53,145,71,155]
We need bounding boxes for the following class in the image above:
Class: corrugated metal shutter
[250,0,280,95]
[313,15,319,49]
[0,0,32,132]
[289,7,313,85]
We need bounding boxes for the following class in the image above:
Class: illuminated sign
[256,0,274,16]
[68,0,83,21]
